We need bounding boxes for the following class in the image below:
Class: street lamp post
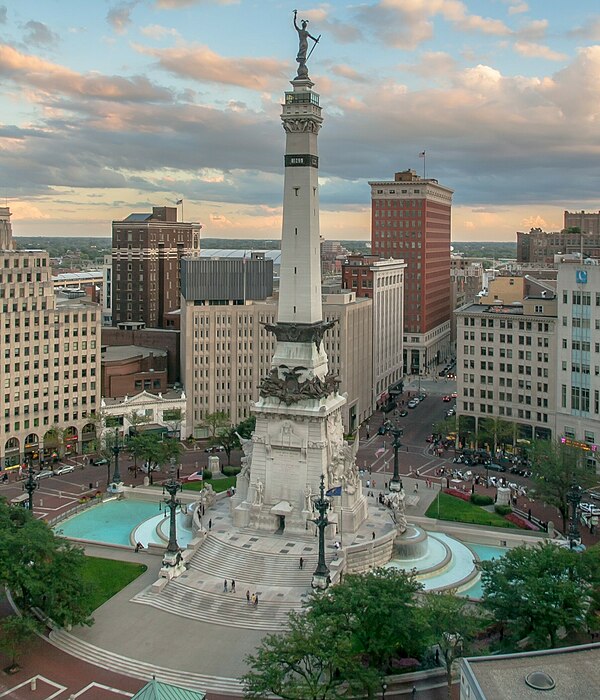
[311,474,331,590]
[111,427,123,484]
[383,420,403,492]
[160,457,185,579]
[567,479,583,549]
[23,461,38,512]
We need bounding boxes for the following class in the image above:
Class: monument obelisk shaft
[230,15,367,536]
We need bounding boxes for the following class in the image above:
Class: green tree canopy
[480,542,591,648]
[0,614,41,669]
[531,440,595,530]
[0,501,95,628]
[423,593,482,698]
[202,410,230,439]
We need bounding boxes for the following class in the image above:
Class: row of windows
[3,257,47,268]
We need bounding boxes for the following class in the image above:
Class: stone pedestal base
[393,525,429,559]
[389,479,402,492]
[160,550,185,580]
[311,571,331,590]
[496,486,510,506]
[107,481,124,494]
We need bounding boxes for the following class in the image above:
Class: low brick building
[101,345,168,398]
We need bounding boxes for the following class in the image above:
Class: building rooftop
[53,270,104,282]
[101,345,167,362]
[200,248,281,265]
[462,643,600,700]
[102,388,184,406]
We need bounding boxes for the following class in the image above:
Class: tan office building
[0,212,101,467]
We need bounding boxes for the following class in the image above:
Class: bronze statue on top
[293,9,320,79]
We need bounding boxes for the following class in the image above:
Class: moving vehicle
[407,399,418,409]
[34,469,54,480]
[53,464,75,476]
[487,463,506,472]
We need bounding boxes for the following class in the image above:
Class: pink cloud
[135,43,287,91]
[0,44,172,102]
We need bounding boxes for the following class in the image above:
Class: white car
[53,464,75,476]
[580,502,600,516]
[34,469,54,480]
[407,399,418,409]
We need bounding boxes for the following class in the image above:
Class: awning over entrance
[271,501,294,516]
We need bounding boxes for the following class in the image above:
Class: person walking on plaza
[246,590,251,605]
[208,518,212,531]
[231,579,236,593]
[299,556,304,570]
[223,579,228,593]
[254,593,259,608]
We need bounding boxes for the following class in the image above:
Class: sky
[1,1,599,242]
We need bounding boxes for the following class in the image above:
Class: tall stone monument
[231,15,367,536]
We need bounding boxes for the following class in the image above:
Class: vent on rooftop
[525,671,556,691]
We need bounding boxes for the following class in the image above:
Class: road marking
[0,675,66,699]
[72,682,134,698]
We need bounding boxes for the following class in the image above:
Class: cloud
[140,24,180,40]
[568,18,600,41]
[22,20,60,48]
[0,6,7,24]
[356,0,511,51]
[401,51,457,81]
[301,8,362,44]
[516,18,548,41]
[0,44,173,102]
[135,43,288,91]
[330,64,368,83]
[514,42,567,62]
[507,2,528,15]
[107,1,140,34]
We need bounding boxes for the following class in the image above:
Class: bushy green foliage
[470,494,494,506]
[494,504,512,516]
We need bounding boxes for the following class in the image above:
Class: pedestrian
[231,579,236,593]
[528,508,532,521]
[208,518,212,531]
[400,479,403,490]
[299,556,304,570]
[223,579,228,593]
[372,531,376,540]
[246,590,251,604]
[414,482,418,493]
[254,593,259,608]
[366,479,370,489]
[372,479,376,488]
[412,685,417,698]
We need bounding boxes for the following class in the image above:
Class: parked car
[141,462,160,474]
[407,399,418,409]
[53,464,75,476]
[418,393,427,401]
[93,457,109,466]
[398,409,408,417]
[34,469,54,480]
[487,463,506,472]
[580,502,600,516]
[442,395,451,402]
[438,370,447,377]
[445,409,455,417]
[377,425,387,435]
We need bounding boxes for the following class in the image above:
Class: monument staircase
[132,533,321,631]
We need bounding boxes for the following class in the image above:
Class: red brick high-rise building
[369,169,453,374]
[112,206,200,329]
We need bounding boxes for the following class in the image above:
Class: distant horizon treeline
[14,236,517,263]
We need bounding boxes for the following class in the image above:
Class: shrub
[222,466,241,477]
[471,494,494,506]
[494,504,512,516]
[443,488,471,502]
[203,469,212,481]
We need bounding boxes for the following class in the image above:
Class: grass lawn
[425,492,518,529]
[82,557,147,610]
[182,476,237,493]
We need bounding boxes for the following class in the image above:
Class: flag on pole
[176,199,183,205]
[419,151,426,158]
[326,485,342,497]
[186,469,204,482]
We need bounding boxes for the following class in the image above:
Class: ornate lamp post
[383,419,403,492]
[311,474,331,590]
[567,479,583,549]
[160,457,185,579]
[111,427,123,484]
[23,460,38,511]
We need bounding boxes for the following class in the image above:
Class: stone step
[133,579,301,631]
[48,628,243,695]
[189,535,321,586]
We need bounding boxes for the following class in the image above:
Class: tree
[531,440,595,530]
[236,415,256,439]
[162,408,185,439]
[424,594,482,698]
[126,409,151,436]
[305,568,427,696]
[202,410,231,440]
[0,501,95,628]
[480,542,591,649]
[157,436,183,475]
[130,433,164,485]
[219,427,240,466]
[243,610,360,700]
[477,418,514,454]
[0,615,41,671]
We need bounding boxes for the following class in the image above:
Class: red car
[442,395,451,402]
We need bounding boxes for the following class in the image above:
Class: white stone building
[100,389,187,440]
